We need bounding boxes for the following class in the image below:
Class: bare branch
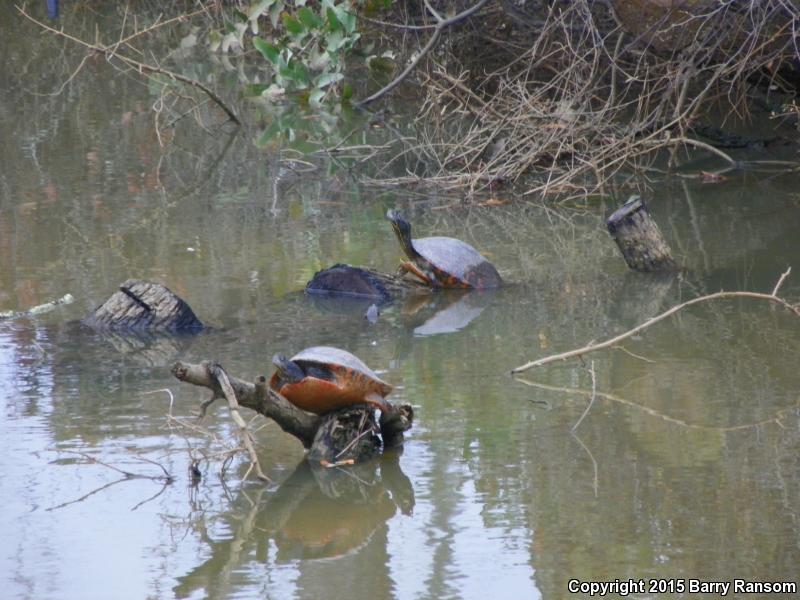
[511,269,798,373]
[357,0,491,107]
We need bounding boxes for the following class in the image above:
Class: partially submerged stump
[84,279,204,332]
[607,196,678,272]
[306,263,426,303]
[171,361,414,465]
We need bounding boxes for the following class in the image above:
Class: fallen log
[171,361,414,464]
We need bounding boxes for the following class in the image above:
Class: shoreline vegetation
[20,0,800,198]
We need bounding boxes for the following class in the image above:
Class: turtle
[386,209,502,289]
[270,346,393,415]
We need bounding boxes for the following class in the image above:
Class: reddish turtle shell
[270,346,392,415]
[411,236,503,289]
[387,209,502,289]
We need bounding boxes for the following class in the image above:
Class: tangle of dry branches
[365,0,800,196]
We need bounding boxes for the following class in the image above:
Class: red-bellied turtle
[270,346,393,415]
[386,209,502,289]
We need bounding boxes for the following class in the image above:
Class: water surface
[2,4,800,599]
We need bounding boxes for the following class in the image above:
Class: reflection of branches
[16,5,240,125]
[571,360,597,432]
[512,268,798,373]
[514,377,800,432]
[570,431,599,498]
[571,361,599,496]
[46,450,173,511]
[213,364,270,483]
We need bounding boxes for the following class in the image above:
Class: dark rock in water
[83,279,204,333]
[305,264,394,303]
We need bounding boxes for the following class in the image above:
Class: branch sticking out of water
[0,293,74,320]
[211,363,271,483]
[511,268,798,374]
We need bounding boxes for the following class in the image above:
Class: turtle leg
[397,261,433,286]
[364,392,392,414]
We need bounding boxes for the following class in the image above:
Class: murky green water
[2,4,800,599]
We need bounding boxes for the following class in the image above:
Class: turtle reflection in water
[271,346,393,415]
[386,209,502,290]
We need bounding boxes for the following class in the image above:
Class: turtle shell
[270,346,392,415]
[412,236,502,289]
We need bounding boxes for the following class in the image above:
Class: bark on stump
[607,196,677,272]
[84,279,203,332]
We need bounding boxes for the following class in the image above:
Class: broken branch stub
[607,196,677,272]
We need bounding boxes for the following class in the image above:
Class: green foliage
[212,0,380,108]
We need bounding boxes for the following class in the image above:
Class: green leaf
[253,37,280,64]
[338,9,357,34]
[256,121,283,147]
[308,46,331,71]
[315,71,344,88]
[247,0,275,19]
[282,14,304,36]
[341,82,353,101]
[233,9,248,23]
[244,83,271,96]
[325,7,342,30]
[325,29,346,52]
[269,1,283,27]
[279,62,310,87]
[309,89,326,107]
[297,7,323,29]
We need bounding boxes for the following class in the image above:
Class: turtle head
[386,209,415,258]
[272,353,305,383]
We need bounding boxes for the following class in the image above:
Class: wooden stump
[307,407,383,464]
[607,196,677,272]
[84,279,204,332]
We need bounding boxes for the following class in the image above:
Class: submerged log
[171,361,414,463]
[306,263,427,303]
[84,279,203,332]
[607,196,678,272]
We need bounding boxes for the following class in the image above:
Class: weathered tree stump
[171,361,414,464]
[607,196,678,272]
[84,279,204,332]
